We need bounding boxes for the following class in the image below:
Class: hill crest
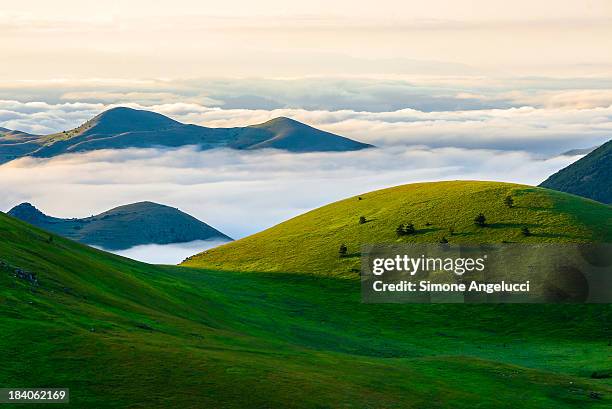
[182,180,612,276]
[7,200,231,250]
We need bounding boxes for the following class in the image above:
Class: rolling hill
[0,127,38,139]
[541,139,612,204]
[7,201,230,250]
[183,180,612,276]
[0,127,42,163]
[0,107,372,164]
[1,181,612,408]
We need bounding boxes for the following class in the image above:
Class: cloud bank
[1,98,611,154]
[0,146,580,240]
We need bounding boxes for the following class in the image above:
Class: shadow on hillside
[450,231,476,237]
[488,222,540,229]
[531,232,581,239]
[416,227,444,234]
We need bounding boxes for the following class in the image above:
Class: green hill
[0,107,372,164]
[540,139,612,204]
[2,182,612,408]
[183,181,612,276]
[7,201,231,250]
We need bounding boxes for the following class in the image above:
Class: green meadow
[1,181,612,408]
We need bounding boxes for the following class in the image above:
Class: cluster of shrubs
[396,223,416,236]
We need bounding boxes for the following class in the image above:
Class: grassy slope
[2,181,612,408]
[184,181,612,276]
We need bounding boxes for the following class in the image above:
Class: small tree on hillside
[404,223,416,235]
[396,224,405,236]
[504,195,514,208]
[474,213,487,227]
[359,216,367,224]
[339,244,348,257]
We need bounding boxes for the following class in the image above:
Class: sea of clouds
[1,76,609,263]
[0,145,580,239]
[1,97,610,154]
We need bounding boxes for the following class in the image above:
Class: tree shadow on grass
[359,219,377,224]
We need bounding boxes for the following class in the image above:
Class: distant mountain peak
[10,202,41,213]
[261,116,299,124]
[98,201,176,215]
[84,107,180,135]
[96,106,165,119]
[559,146,599,156]
[253,116,311,129]
[8,203,49,223]
[247,116,373,151]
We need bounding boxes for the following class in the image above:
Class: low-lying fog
[97,240,231,265]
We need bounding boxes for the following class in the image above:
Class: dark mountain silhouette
[559,146,599,156]
[0,107,372,163]
[540,139,612,204]
[8,201,231,250]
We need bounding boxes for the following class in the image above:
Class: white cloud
[0,146,581,240]
[504,90,612,109]
[1,96,611,153]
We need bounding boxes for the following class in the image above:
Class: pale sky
[1,0,611,79]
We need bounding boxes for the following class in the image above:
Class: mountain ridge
[540,139,612,204]
[7,200,231,250]
[0,107,372,163]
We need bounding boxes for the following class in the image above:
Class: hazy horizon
[2,0,611,78]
